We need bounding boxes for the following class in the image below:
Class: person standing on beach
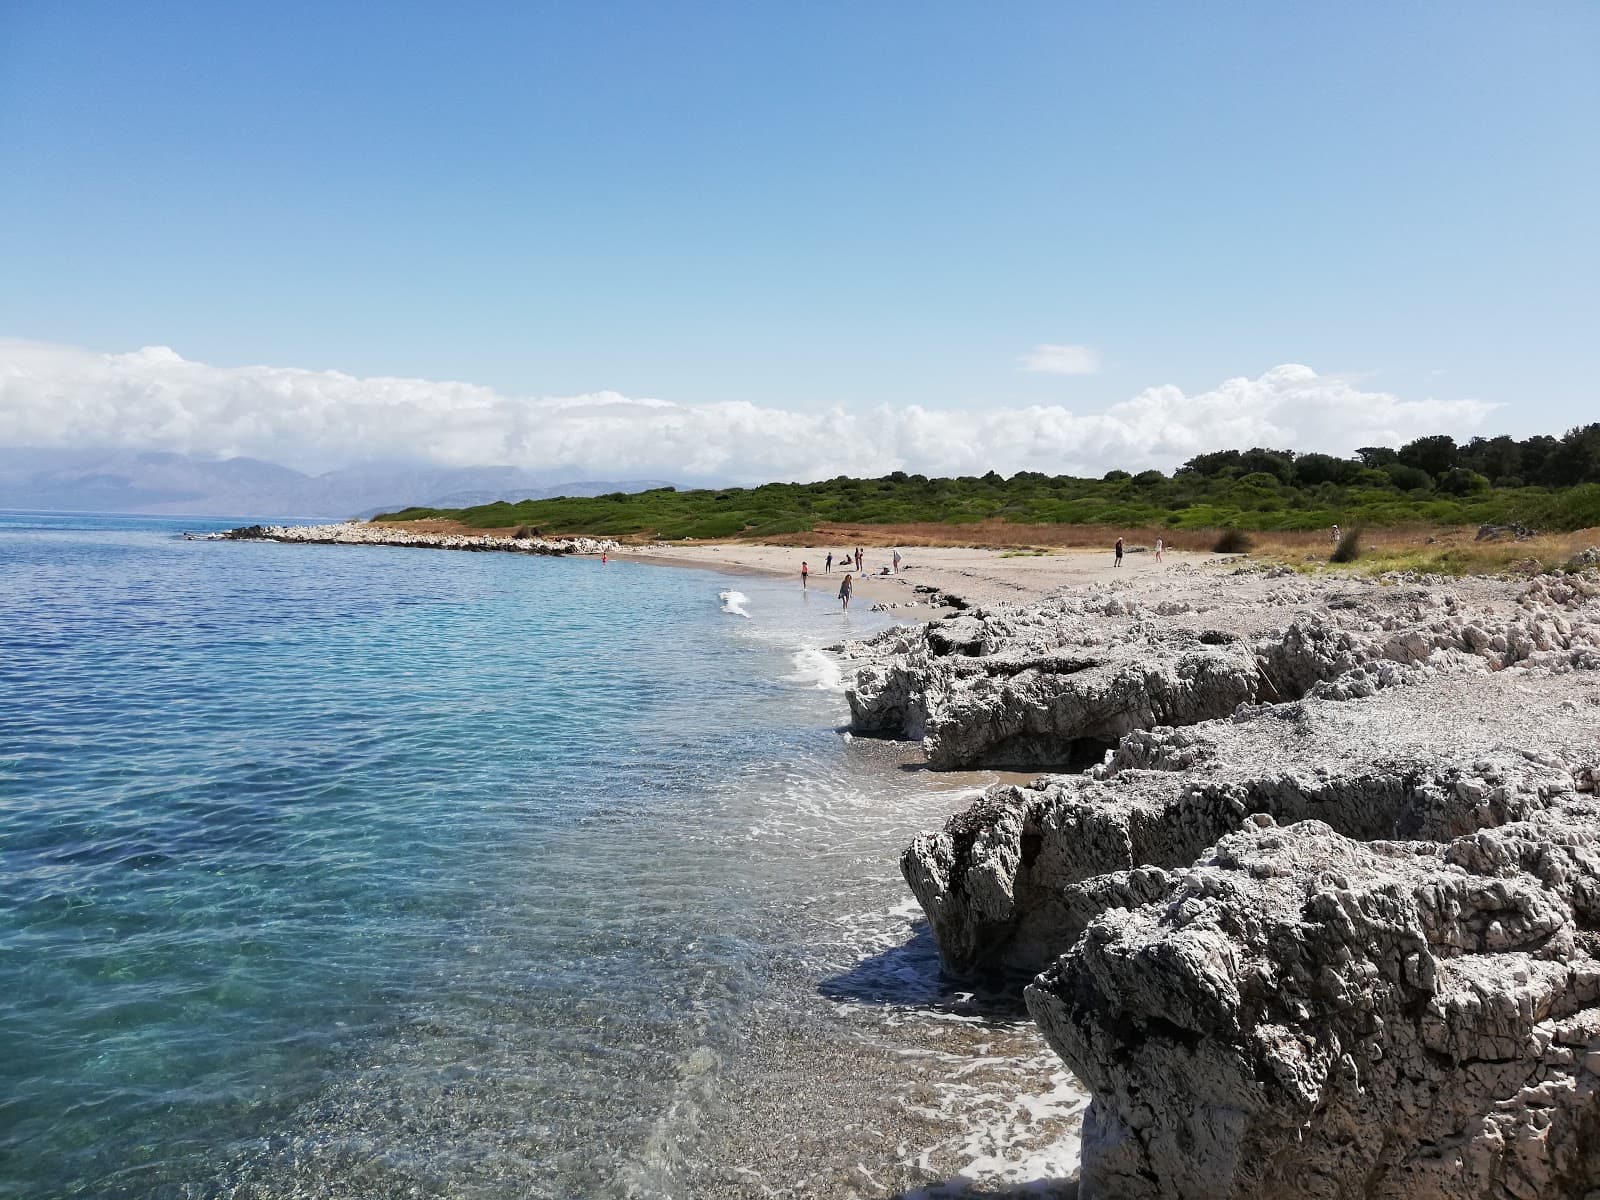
[838,573,853,611]
[1153,537,1163,563]
[1330,524,1341,547]
[801,561,809,588]
[892,547,902,573]
[1114,536,1124,567]
[856,546,863,572]
[825,552,833,574]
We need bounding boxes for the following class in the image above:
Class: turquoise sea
[0,512,1083,1200]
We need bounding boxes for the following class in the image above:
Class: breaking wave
[785,647,843,691]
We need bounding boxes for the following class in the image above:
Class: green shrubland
[377,427,1600,539]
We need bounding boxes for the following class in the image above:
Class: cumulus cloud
[1018,343,1102,375]
[0,339,1498,482]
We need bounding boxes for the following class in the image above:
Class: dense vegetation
[379,427,1600,540]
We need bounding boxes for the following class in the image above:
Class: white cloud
[0,339,1499,482]
[1018,343,1102,375]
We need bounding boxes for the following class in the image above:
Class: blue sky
[0,2,1595,476]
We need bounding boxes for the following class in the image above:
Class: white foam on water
[890,1042,1087,1198]
[717,588,751,618]
[815,891,1089,1195]
[784,647,843,691]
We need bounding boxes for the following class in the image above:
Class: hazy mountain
[0,448,673,519]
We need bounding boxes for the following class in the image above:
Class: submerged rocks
[214,522,618,556]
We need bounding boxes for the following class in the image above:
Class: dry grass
[1245,525,1600,575]
[372,516,1600,576]
[765,521,1600,576]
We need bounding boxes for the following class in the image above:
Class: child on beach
[1114,536,1124,567]
[1153,537,1163,563]
[892,547,902,573]
[801,561,809,588]
[838,573,853,611]
[825,552,833,574]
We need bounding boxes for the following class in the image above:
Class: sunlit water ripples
[0,513,1084,1200]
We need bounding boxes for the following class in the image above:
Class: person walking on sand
[1114,536,1124,567]
[1154,537,1163,563]
[892,547,902,573]
[854,546,863,572]
[825,552,833,574]
[801,560,809,588]
[838,572,853,611]
[1330,524,1341,547]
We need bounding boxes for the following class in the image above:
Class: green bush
[1436,468,1491,496]
[1168,504,1240,529]
[1548,484,1600,530]
[1383,463,1434,492]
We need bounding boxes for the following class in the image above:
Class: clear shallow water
[0,513,1083,1200]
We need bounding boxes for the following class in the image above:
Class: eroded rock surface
[887,569,1600,1198]
[903,672,1600,976]
[1026,810,1600,1199]
[848,572,1600,769]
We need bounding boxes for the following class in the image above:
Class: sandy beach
[617,542,1225,611]
[230,520,1229,611]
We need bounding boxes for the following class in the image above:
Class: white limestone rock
[1025,810,1600,1199]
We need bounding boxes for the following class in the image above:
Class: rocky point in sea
[843,564,1600,1198]
[212,521,619,556]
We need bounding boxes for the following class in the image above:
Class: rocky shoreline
[843,564,1600,1197]
[201,522,1600,1193]
[207,521,619,556]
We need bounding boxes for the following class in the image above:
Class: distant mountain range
[0,448,673,519]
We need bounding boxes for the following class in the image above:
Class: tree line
[381,424,1600,539]
[1176,424,1600,494]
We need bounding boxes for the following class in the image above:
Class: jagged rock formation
[902,673,1600,976]
[1026,808,1600,1199]
[851,624,1260,770]
[214,522,618,556]
[848,573,1600,769]
[886,570,1600,1198]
